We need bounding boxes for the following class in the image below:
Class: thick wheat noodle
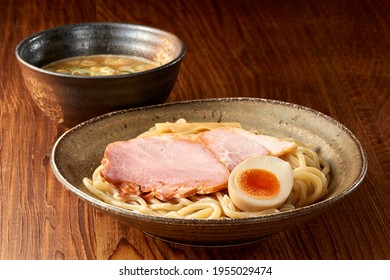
[82,120,331,219]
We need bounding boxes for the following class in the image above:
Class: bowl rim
[50,97,368,226]
[15,22,187,79]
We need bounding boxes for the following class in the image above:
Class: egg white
[228,155,293,212]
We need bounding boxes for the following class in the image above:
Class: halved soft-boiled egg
[228,155,293,212]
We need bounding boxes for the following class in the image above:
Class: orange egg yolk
[235,169,280,199]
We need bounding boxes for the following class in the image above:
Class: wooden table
[1,0,388,260]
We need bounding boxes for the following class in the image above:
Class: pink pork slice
[199,127,297,171]
[101,134,230,201]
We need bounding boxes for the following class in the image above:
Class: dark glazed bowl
[15,23,186,127]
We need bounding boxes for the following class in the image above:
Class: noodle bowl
[50,97,367,245]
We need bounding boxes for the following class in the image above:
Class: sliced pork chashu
[101,134,230,201]
[199,127,297,171]
[101,126,297,201]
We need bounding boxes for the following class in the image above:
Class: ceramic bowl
[50,98,368,246]
[15,22,186,127]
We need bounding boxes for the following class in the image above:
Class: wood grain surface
[0,0,389,260]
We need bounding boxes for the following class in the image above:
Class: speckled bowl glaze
[50,98,368,246]
[15,22,186,127]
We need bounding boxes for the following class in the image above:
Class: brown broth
[42,54,160,76]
